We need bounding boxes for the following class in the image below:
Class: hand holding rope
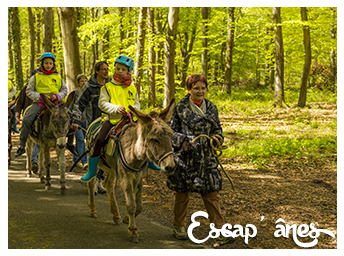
[191,134,235,190]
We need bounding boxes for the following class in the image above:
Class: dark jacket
[69,74,110,125]
[15,85,33,116]
[167,94,224,195]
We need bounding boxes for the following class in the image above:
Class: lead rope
[191,134,235,190]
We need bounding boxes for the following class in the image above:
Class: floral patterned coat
[167,94,223,195]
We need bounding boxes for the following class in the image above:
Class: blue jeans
[31,143,39,165]
[72,121,87,165]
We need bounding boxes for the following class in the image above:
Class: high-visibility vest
[35,73,62,94]
[8,80,12,93]
[101,82,137,125]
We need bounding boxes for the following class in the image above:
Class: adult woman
[66,74,88,168]
[167,74,234,246]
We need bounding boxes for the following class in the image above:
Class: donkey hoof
[122,215,129,224]
[113,217,121,225]
[91,212,98,218]
[27,172,32,178]
[60,187,67,195]
[45,185,51,191]
[130,236,139,243]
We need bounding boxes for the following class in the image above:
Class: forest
[8,7,337,249]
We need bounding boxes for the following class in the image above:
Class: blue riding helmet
[40,52,56,62]
[115,55,134,72]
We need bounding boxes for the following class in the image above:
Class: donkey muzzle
[56,136,67,149]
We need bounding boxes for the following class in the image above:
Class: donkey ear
[129,106,153,124]
[41,94,55,111]
[159,98,175,122]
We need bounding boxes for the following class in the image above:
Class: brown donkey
[26,94,71,194]
[86,99,176,243]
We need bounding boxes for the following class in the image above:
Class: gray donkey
[87,98,176,243]
[26,94,71,195]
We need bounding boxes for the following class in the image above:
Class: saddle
[23,104,48,137]
[86,115,133,158]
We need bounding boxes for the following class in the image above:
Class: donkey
[8,99,17,166]
[86,99,176,243]
[26,94,71,195]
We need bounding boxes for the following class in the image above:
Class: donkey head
[129,98,176,173]
[41,94,71,149]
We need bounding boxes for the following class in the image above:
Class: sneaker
[15,147,25,157]
[96,178,106,194]
[76,162,83,168]
[66,144,79,156]
[213,235,236,247]
[173,225,188,240]
[32,163,38,174]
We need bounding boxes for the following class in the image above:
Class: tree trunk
[201,7,209,78]
[43,7,54,52]
[10,7,24,90]
[8,8,14,71]
[28,7,36,74]
[224,7,235,94]
[298,7,312,107]
[180,18,197,88]
[58,7,82,93]
[164,7,179,108]
[103,7,110,59]
[272,7,286,107]
[134,7,147,98]
[155,9,164,75]
[330,7,337,88]
[35,8,42,66]
[148,7,156,107]
[118,7,125,53]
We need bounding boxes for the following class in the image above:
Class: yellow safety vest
[8,80,12,93]
[101,82,138,125]
[35,73,62,94]
[8,80,13,102]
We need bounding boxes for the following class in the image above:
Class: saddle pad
[85,117,103,150]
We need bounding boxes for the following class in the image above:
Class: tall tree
[28,7,36,74]
[58,7,82,92]
[155,9,164,76]
[272,7,286,107]
[35,8,42,66]
[9,7,24,90]
[134,7,147,97]
[118,7,125,53]
[330,7,337,87]
[297,7,311,107]
[8,8,14,72]
[148,8,156,107]
[224,7,235,94]
[164,7,179,108]
[43,7,54,52]
[201,7,209,78]
[179,8,198,87]
[103,7,110,59]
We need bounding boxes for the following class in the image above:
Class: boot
[81,156,99,182]
[11,115,19,133]
[148,160,161,171]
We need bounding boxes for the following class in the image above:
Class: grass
[140,83,337,166]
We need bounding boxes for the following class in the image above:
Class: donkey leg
[123,181,139,243]
[105,171,121,225]
[38,146,45,183]
[26,138,33,178]
[43,146,52,190]
[87,176,98,218]
[56,146,67,195]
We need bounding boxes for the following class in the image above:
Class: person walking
[167,74,235,246]
[69,61,111,193]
